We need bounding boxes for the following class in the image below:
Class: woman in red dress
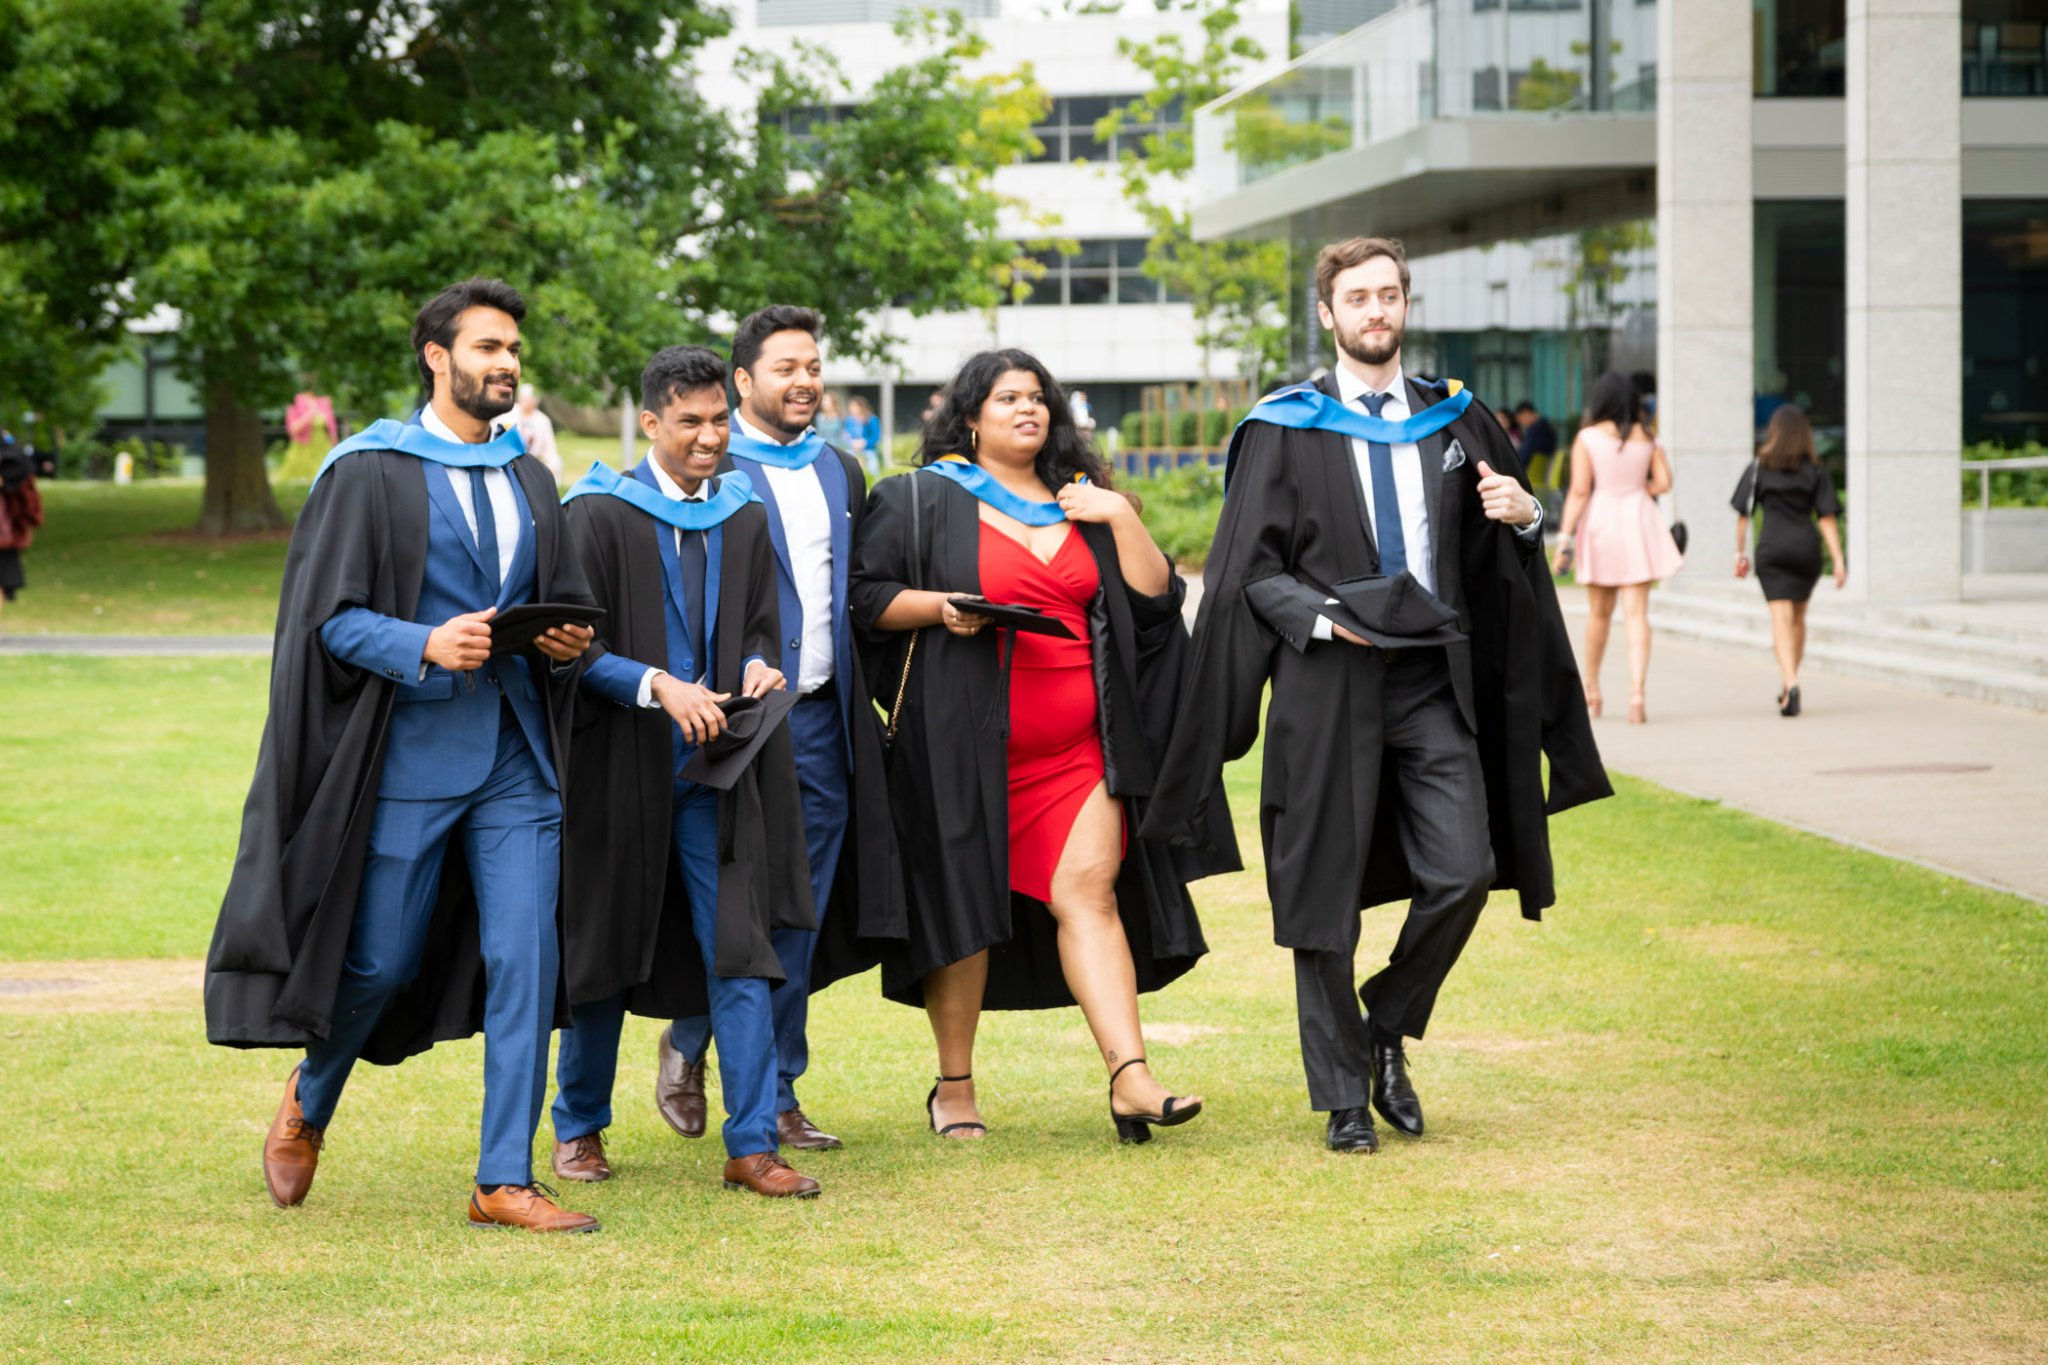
[851,350,1234,1143]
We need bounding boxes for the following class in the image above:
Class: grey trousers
[1293,649,1495,1112]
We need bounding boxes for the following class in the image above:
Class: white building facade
[693,0,1295,436]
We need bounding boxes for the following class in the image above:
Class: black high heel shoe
[1108,1057,1203,1145]
[926,1072,987,1139]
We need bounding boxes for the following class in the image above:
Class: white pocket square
[1442,440,1467,473]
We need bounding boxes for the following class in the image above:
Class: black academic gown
[205,450,593,1060]
[848,469,1237,1010]
[1142,375,1609,953]
[559,481,816,1021]
[721,442,908,997]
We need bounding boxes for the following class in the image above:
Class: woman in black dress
[1732,405,1845,716]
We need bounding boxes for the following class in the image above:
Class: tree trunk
[197,372,284,535]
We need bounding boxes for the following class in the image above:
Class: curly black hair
[916,349,1111,493]
[640,345,728,416]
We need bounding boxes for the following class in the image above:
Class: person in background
[1512,400,1557,466]
[1070,388,1096,439]
[922,389,945,428]
[513,383,561,479]
[815,393,846,446]
[1552,371,1682,725]
[0,431,42,632]
[1493,405,1519,442]
[844,396,883,474]
[1732,404,1845,718]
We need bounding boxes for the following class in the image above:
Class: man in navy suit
[550,344,824,1198]
[657,306,878,1152]
[221,278,603,1234]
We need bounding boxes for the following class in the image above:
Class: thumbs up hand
[1476,460,1538,527]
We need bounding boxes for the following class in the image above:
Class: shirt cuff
[636,668,667,708]
[1312,612,1336,642]
[1515,501,1546,541]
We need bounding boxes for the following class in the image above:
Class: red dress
[978,521,1123,900]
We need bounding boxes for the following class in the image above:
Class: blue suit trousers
[671,689,847,1114]
[297,714,561,1188]
[551,782,780,1159]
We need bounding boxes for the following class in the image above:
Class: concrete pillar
[1657,0,1753,581]
[1845,0,1962,602]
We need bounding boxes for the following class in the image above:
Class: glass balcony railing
[1195,0,1659,198]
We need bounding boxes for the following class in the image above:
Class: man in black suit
[1146,236,1608,1154]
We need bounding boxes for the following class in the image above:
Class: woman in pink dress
[1552,372,1683,724]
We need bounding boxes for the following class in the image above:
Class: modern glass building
[1191,0,2048,601]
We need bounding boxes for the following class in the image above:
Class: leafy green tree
[1096,0,1291,389]
[4,1,1043,533]
[0,0,188,437]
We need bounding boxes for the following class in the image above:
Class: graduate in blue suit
[657,306,904,1155]
[208,278,605,1234]
[551,345,824,1198]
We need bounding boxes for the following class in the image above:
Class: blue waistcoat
[728,448,855,757]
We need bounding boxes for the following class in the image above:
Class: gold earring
[970,427,978,451]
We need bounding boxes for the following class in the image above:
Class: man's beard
[1337,320,1403,368]
[450,360,517,422]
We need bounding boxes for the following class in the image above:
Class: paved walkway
[0,634,269,656]
[1557,586,2048,903]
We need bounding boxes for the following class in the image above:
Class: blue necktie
[679,528,707,677]
[1359,390,1407,577]
[468,467,501,593]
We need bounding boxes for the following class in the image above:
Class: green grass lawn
[2,659,2045,1362]
[0,481,309,635]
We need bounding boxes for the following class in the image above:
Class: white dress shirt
[421,405,522,585]
[1312,365,1543,641]
[1335,363,1436,595]
[735,410,837,695]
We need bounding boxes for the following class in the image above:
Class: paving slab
[1559,586,2048,903]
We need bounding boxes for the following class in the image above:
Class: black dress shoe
[1371,1039,1425,1138]
[1325,1106,1378,1153]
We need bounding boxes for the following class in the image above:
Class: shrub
[1123,464,1225,567]
[1963,440,2048,508]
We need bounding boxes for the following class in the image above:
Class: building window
[1010,238,1166,306]
[1030,95,1188,164]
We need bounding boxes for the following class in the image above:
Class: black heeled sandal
[1108,1057,1203,1145]
[926,1072,987,1139]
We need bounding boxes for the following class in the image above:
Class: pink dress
[1573,429,1684,586]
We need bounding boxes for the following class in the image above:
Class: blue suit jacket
[320,462,557,798]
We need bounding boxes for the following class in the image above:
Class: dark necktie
[679,527,707,674]
[468,467,501,593]
[1359,390,1407,577]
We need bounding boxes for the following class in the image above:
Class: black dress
[1733,461,1840,602]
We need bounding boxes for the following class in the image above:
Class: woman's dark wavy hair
[1582,370,1640,433]
[918,349,1113,492]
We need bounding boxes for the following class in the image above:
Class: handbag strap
[885,471,926,742]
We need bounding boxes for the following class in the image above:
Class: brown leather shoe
[467,1183,600,1234]
[721,1152,821,1199]
[777,1108,843,1151]
[656,1027,708,1139]
[551,1130,612,1182]
[262,1064,324,1208]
